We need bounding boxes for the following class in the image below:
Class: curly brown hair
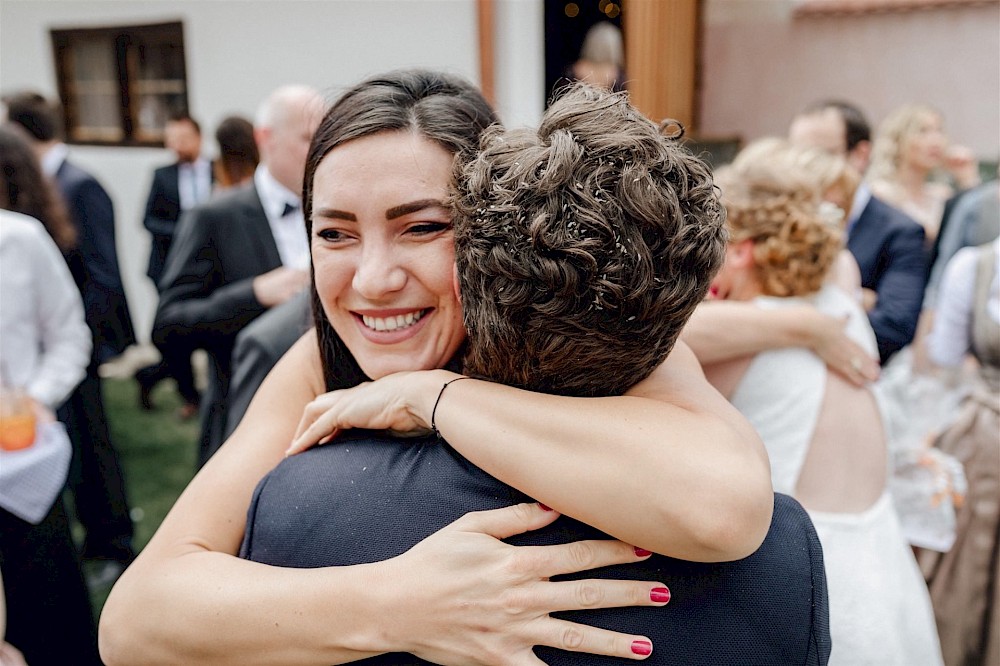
[452,84,727,397]
[725,193,842,298]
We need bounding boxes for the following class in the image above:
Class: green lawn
[81,376,200,614]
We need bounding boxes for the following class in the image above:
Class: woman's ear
[732,238,755,268]
[452,264,462,303]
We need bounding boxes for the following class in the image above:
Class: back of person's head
[305,69,499,389]
[253,84,325,193]
[720,147,841,299]
[214,115,259,188]
[452,83,726,397]
[0,124,75,250]
[2,91,61,143]
[254,85,320,132]
[579,22,624,68]
[719,137,859,222]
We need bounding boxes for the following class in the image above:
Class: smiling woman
[310,131,465,380]
[99,70,776,666]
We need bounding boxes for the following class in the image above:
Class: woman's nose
[352,241,407,299]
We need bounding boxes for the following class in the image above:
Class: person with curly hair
[702,149,943,664]
[102,72,778,665]
[236,81,829,665]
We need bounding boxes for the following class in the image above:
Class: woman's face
[901,111,946,172]
[310,130,466,379]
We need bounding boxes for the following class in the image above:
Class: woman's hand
[380,502,667,664]
[287,370,453,455]
[810,314,880,386]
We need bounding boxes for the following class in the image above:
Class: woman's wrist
[407,369,466,432]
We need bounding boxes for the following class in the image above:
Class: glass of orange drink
[0,386,37,451]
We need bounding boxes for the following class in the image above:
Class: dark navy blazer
[55,159,135,363]
[242,431,831,665]
[847,195,927,364]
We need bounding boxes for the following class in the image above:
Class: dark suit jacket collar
[238,184,282,269]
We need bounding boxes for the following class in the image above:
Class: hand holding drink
[0,386,37,451]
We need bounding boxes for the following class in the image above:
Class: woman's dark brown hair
[214,115,259,188]
[302,69,499,390]
[0,124,76,251]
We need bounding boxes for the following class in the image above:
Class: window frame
[50,21,189,148]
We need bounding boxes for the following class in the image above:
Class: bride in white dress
[697,154,942,665]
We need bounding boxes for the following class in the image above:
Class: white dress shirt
[0,210,91,408]
[928,237,1000,367]
[40,142,69,178]
[178,157,213,210]
[254,165,310,270]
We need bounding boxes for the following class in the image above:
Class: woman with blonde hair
[701,153,942,664]
[869,104,980,244]
[565,21,625,92]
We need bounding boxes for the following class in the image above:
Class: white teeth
[361,310,425,332]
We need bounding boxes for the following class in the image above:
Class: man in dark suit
[135,112,212,415]
[790,101,927,363]
[4,91,136,577]
[153,85,324,465]
[225,290,311,438]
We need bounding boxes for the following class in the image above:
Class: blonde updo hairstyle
[716,138,844,298]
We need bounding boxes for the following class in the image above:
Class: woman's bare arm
[683,300,880,384]
[291,342,774,562]
[99,332,667,665]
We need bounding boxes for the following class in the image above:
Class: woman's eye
[408,222,451,236]
[317,228,346,242]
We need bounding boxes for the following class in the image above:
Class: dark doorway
[544,0,623,105]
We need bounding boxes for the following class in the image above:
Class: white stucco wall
[700,0,1000,161]
[1,0,545,342]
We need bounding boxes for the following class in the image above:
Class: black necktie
[282,201,299,218]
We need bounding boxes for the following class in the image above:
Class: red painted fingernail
[650,587,671,604]
[634,547,652,557]
[631,640,652,656]
[538,503,553,511]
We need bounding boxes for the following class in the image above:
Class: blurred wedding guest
[919,237,1000,666]
[2,94,136,582]
[868,104,981,246]
[213,114,259,189]
[135,111,211,417]
[563,21,625,92]
[700,157,942,665]
[224,290,310,438]
[790,100,927,363]
[0,180,98,662]
[926,177,1000,305]
[720,137,862,299]
[152,85,324,466]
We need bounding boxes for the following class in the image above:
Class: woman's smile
[353,307,432,343]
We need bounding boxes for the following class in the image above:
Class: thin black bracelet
[431,376,471,438]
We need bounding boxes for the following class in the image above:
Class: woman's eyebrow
[313,207,357,221]
[385,199,446,220]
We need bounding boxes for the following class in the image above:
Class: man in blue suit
[4,92,136,581]
[790,101,927,364]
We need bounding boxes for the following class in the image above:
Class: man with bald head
[789,100,927,364]
[153,85,325,465]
